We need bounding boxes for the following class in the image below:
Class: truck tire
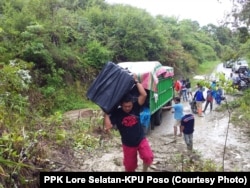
[154,108,162,126]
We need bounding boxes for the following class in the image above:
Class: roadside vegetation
[0,0,250,187]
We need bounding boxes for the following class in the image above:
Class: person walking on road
[181,78,188,102]
[180,113,195,151]
[194,84,205,117]
[103,75,154,172]
[215,85,223,105]
[164,96,184,138]
[203,86,214,113]
[174,79,182,97]
[186,78,192,100]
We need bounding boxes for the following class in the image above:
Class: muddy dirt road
[151,103,250,172]
[69,100,250,172]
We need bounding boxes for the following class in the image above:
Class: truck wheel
[154,108,162,126]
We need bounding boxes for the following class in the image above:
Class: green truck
[118,61,174,134]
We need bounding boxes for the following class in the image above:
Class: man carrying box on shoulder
[103,74,154,172]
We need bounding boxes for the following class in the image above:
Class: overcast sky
[105,0,233,26]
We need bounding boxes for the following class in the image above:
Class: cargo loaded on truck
[86,61,174,134]
[118,61,174,134]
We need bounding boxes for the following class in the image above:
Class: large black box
[87,62,135,114]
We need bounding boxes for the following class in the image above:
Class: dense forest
[0,0,250,187]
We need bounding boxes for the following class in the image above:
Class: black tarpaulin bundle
[86,62,135,114]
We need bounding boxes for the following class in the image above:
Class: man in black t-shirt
[180,114,195,151]
[104,75,154,172]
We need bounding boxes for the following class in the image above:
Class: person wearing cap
[180,113,195,151]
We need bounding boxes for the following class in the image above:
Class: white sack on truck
[118,61,174,92]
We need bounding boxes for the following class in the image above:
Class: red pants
[122,138,154,172]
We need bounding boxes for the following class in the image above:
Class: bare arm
[162,106,172,110]
[136,82,147,105]
[103,113,112,132]
[133,74,147,105]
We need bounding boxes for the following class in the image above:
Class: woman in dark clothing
[186,78,192,99]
